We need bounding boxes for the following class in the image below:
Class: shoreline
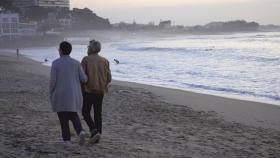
[1,51,280,157]
[112,78,280,107]
[112,80,280,130]
[3,51,280,130]
[3,49,280,107]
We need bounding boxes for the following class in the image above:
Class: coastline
[5,50,280,129]
[2,31,279,108]
[1,30,280,49]
[1,51,280,157]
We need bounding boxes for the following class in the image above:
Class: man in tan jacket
[81,40,111,144]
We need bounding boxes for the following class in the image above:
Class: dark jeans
[82,92,104,134]
[57,112,83,141]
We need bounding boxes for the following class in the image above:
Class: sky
[71,0,280,26]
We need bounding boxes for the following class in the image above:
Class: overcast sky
[71,0,280,25]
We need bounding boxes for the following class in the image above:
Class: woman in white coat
[50,41,88,147]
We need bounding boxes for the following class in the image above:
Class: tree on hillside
[0,0,20,12]
[0,0,13,9]
[222,20,259,32]
[72,8,111,30]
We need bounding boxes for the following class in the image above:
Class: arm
[49,62,57,95]
[81,58,87,75]
[80,58,88,95]
[104,60,112,94]
[106,60,112,84]
[79,64,88,84]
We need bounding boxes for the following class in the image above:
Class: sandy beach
[0,51,280,158]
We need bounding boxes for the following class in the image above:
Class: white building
[19,22,38,36]
[58,18,72,28]
[0,13,20,38]
[13,0,38,8]
[13,0,70,9]
[0,12,38,38]
[38,0,70,8]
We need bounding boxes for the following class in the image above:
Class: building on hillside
[0,12,20,38]
[58,18,72,28]
[13,0,70,9]
[19,22,38,36]
[159,20,172,29]
[0,11,38,38]
[58,18,73,28]
[13,0,38,8]
[37,0,70,8]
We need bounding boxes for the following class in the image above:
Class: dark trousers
[82,93,104,134]
[57,112,83,141]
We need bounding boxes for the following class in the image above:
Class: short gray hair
[89,40,101,53]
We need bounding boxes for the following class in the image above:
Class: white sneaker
[89,132,101,144]
[79,131,86,146]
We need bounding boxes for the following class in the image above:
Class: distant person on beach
[81,40,112,144]
[49,41,88,148]
[16,48,19,58]
[114,59,120,64]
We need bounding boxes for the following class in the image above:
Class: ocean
[3,32,280,105]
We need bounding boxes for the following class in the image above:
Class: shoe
[79,131,86,146]
[89,130,101,144]
[95,137,100,144]
[62,141,72,150]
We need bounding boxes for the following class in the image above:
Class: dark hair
[59,41,72,55]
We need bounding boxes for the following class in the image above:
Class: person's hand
[105,84,110,94]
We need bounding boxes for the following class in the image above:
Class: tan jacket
[81,54,112,94]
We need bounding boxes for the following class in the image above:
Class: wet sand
[0,52,280,158]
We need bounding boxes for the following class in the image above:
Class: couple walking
[49,40,111,147]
